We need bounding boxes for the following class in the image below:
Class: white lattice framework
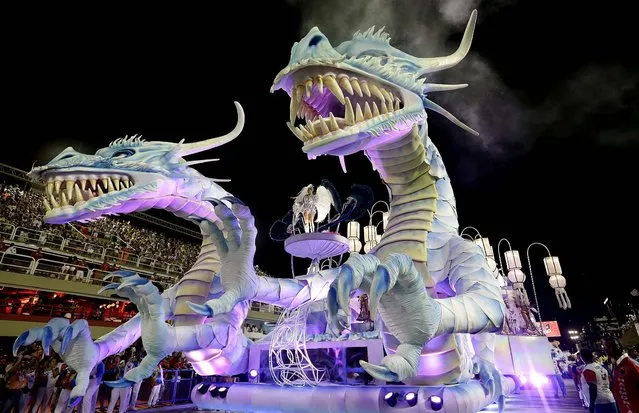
[268,301,325,387]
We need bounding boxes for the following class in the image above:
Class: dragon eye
[112,149,134,159]
[59,154,74,160]
[309,35,323,46]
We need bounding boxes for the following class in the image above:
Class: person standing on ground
[580,348,618,413]
[147,365,164,408]
[603,337,639,413]
[550,341,567,397]
[81,361,104,413]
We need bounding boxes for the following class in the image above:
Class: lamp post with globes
[459,227,506,288]
[347,200,389,254]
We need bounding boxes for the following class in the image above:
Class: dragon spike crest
[415,10,477,75]
[174,101,245,158]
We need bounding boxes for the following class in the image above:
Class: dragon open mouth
[42,172,135,214]
[286,69,409,147]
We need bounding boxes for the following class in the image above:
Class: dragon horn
[415,10,477,75]
[424,98,479,136]
[175,102,245,157]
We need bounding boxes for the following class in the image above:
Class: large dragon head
[29,102,244,224]
[272,11,478,162]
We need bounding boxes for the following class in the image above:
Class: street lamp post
[347,200,389,254]
[527,242,571,311]
[460,227,505,286]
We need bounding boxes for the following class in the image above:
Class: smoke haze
[286,0,639,158]
[286,0,525,159]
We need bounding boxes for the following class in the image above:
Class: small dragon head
[29,102,244,224]
[272,11,478,160]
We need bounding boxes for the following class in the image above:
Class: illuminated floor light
[429,395,443,411]
[249,369,258,378]
[384,392,398,407]
[196,383,208,394]
[405,392,417,407]
[209,386,219,397]
[218,386,229,399]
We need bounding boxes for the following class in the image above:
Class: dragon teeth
[364,102,373,120]
[372,102,380,117]
[73,183,83,202]
[318,115,330,134]
[329,113,339,131]
[360,81,371,97]
[305,79,313,98]
[323,75,345,104]
[338,75,353,95]
[355,103,364,122]
[351,79,363,97]
[344,97,355,125]
[287,70,408,142]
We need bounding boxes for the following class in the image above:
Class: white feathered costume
[292,184,334,233]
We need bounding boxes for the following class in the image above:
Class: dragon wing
[314,185,334,223]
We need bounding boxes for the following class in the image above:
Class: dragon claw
[61,326,74,354]
[119,278,149,289]
[327,285,347,335]
[97,283,120,294]
[13,331,29,356]
[103,270,137,280]
[104,378,136,388]
[221,196,246,206]
[369,265,392,317]
[187,302,213,316]
[337,266,354,315]
[359,360,399,382]
[42,326,53,356]
[68,396,83,408]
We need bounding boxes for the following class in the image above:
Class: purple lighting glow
[249,369,258,378]
[405,392,416,401]
[529,371,549,387]
[384,392,394,400]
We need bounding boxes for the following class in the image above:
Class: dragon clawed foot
[327,253,441,382]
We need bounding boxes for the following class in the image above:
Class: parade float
[13,10,571,412]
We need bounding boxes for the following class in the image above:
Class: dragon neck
[365,124,438,288]
[156,180,229,326]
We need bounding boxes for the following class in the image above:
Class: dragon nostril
[309,35,323,47]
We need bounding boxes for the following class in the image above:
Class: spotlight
[249,369,258,378]
[218,386,228,399]
[519,375,528,385]
[405,392,418,407]
[209,385,219,397]
[196,383,208,394]
[428,395,443,411]
[384,392,398,407]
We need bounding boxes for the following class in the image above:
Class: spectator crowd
[0,183,201,274]
[0,340,193,412]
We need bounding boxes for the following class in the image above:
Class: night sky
[3,1,637,332]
